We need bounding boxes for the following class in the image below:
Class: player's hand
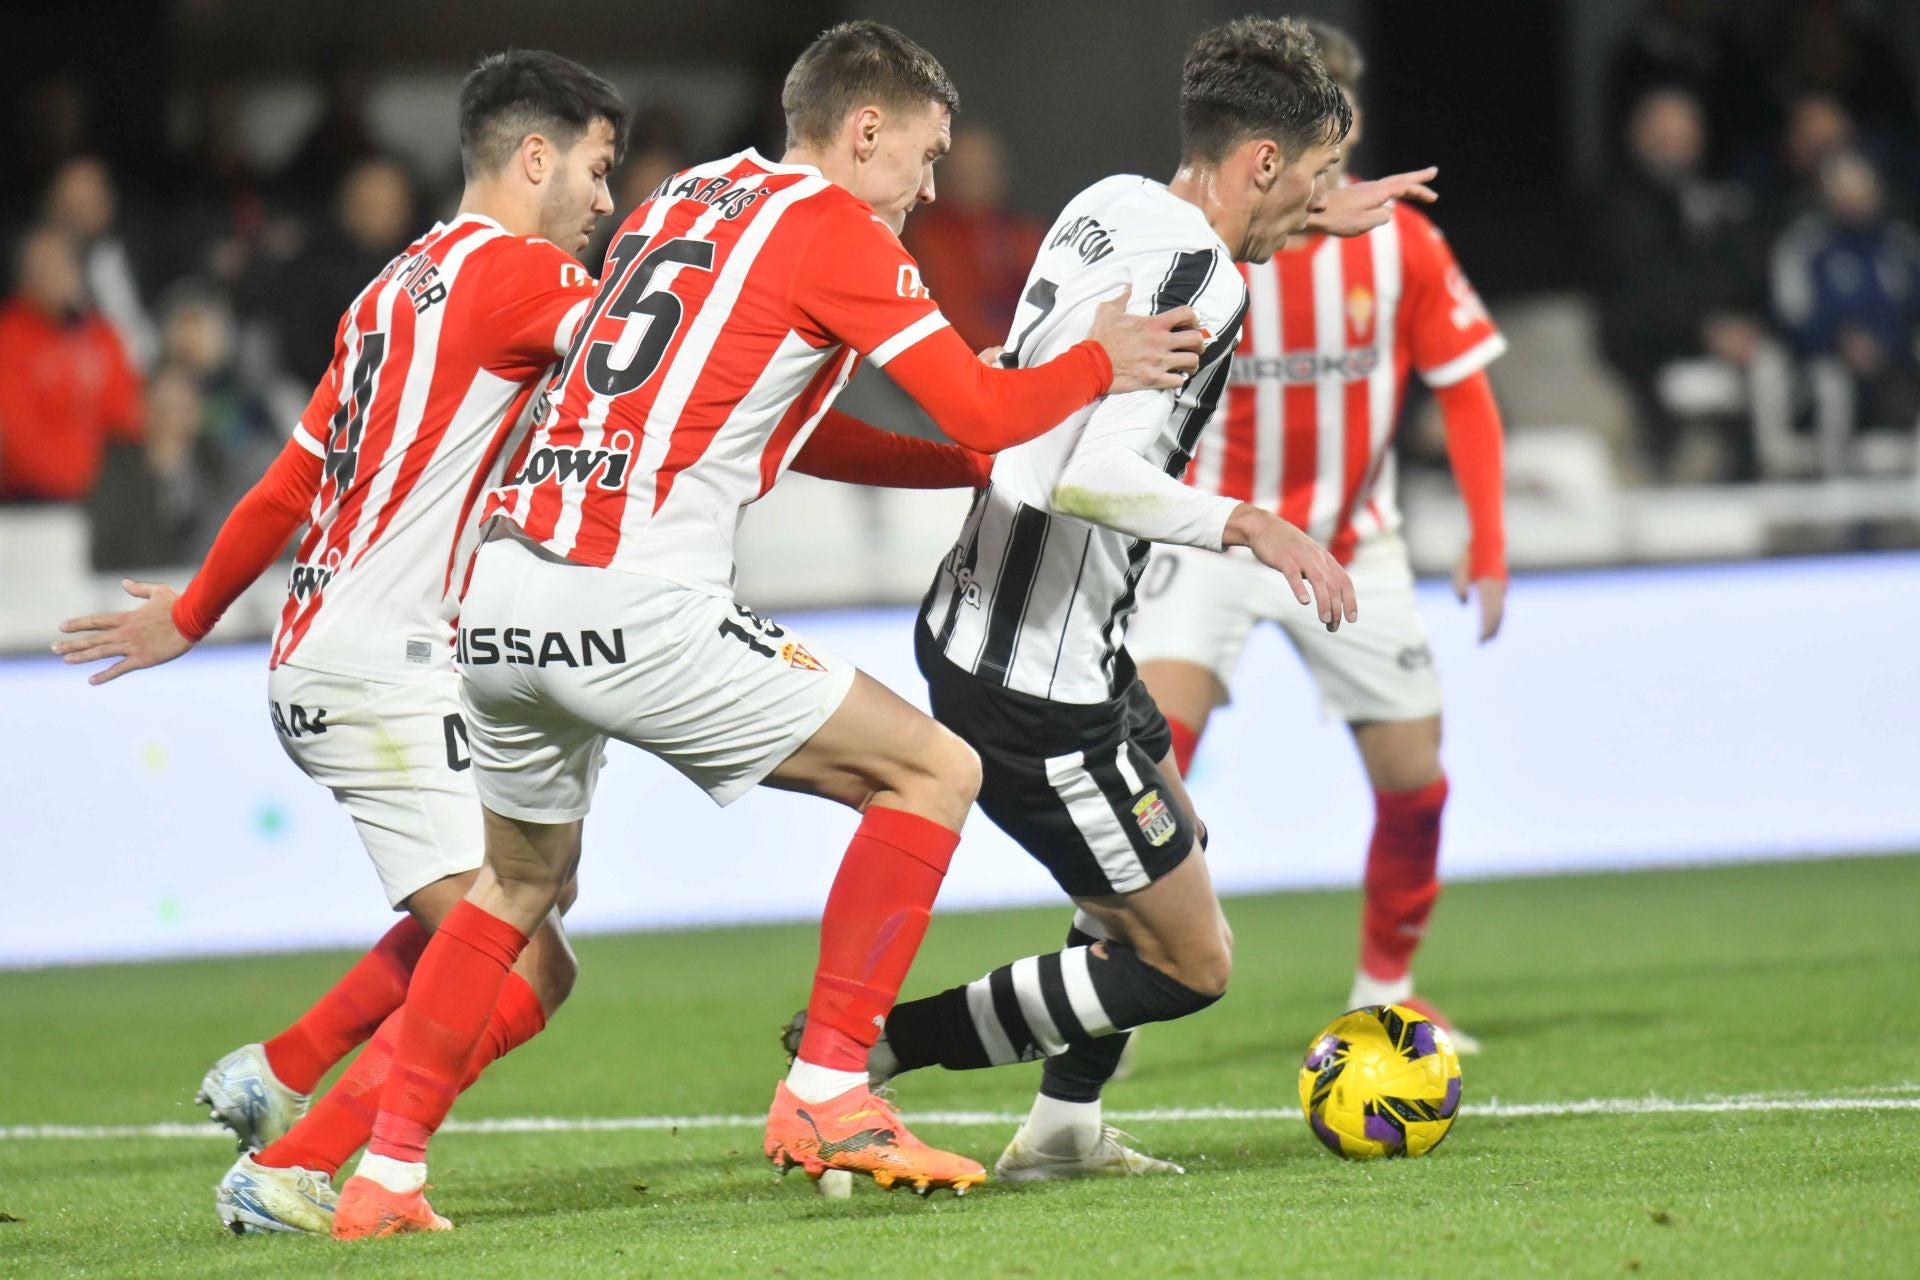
[1090,285,1204,393]
[1305,167,1439,238]
[1451,550,1505,643]
[1224,504,1357,632]
[978,344,1008,367]
[52,579,195,685]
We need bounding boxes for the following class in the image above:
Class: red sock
[366,901,527,1165]
[1166,716,1200,776]
[258,974,548,1178]
[797,806,958,1073]
[1359,775,1449,982]
[262,917,429,1094]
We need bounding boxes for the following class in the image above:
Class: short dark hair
[782,20,959,150]
[458,49,629,181]
[1179,17,1352,165]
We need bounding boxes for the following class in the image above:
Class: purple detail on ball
[1410,1021,1439,1059]
[1440,1076,1462,1119]
[1309,1113,1346,1155]
[1363,1112,1405,1150]
[1304,1036,1347,1071]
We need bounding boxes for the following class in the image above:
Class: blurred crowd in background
[0,0,1916,578]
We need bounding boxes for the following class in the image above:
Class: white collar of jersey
[740,147,822,178]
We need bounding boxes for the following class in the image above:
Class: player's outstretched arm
[789,408,992,489]
[54,434,324,684]
[1222,504,1358,633]
[1304,167,1439,238]
[1435,370,1507,642]
[881,295,1201,456]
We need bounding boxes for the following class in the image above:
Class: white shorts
[267,663,483,908]
[457,534,858,823]
[1125,534,1442,723]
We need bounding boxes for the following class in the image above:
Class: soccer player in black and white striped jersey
[844,18,1442,1181]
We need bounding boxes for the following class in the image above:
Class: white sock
[1023,1092,1102,1158]
[355,1152,426,1194]
[1349,968,1414,1010]
[785,1058,868,1104]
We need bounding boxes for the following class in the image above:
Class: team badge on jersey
[1347,285,1374,338]
[782,641,827,673]
[1131,790,1177,847]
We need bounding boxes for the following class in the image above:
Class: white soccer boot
[994,1124,1185,1182]
[196,1043,310,1151]
[215,1153,338,1234]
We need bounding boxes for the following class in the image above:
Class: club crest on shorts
[1132,790,1177,847]
[782,641,826,672]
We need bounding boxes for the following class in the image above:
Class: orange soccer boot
[330,1174,453,1239]
[764,1080,985,1195]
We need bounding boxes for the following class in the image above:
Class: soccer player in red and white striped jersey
[336,21,1207,1231]
[1129,21,1508,1050]
[55,52,630,1234]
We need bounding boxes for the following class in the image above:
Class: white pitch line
[4,1090,1919,1143]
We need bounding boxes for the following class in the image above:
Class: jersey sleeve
[1396,206,1507,388]
[467,237,597,378]
[171,434,325,641]
[790,201,953,365]
[1049,249,1246,549]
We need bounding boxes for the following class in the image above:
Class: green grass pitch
[3,854,1917,1278]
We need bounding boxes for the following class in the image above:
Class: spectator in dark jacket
[87,366,228,570]
[1773,150,1920,435]
[1597,86,1769,476]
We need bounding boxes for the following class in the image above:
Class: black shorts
[916,623,1196,898]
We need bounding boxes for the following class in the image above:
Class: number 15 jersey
[483,149,954,593]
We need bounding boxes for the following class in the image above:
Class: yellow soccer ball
[1298,1004,1463,1159]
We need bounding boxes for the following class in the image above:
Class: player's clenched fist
[1088,285,1206,393]
[1222,504,1358,632]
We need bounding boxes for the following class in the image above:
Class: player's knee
[935,728,983,804]
[1181,945,1233,1000]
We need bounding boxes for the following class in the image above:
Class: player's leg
[222,667,585,1234]
[333,539,603,1235]
[1347,714,1474,1047]
[756,670,988,1191]
[240,870,577,1186]
[1277,534,1473,1049]
[200,667,458,1153]
[872,652,1228,1169]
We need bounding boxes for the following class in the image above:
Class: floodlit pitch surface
[2,855,1916,1277]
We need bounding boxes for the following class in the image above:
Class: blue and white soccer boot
[196,1043,310,1151]
[215,1153,338,1234]
[993,1124,1185,1182]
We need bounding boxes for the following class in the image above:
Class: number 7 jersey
[482,148,954,592]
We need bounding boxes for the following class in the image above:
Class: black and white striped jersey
[920,176,1248,704]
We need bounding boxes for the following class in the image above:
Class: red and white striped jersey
[270,213,594,677]
[1184,200,1504,564]
[482,149,949,592]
